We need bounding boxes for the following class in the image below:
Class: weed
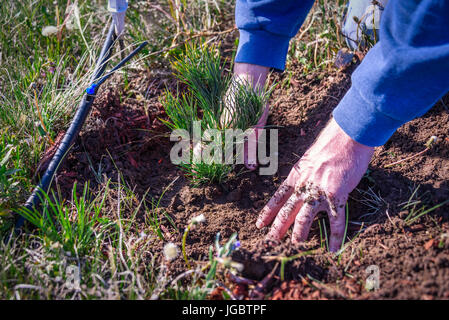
[18,181,109,256]
[145,177,179,240]
[385,136,438,168]
[262,249,316,282]
[400,185,449,225]
[0,134,23,213]
[287,0,347,74]
[182,214,207,268]
[159,232,241,300]
[353,186,386,219]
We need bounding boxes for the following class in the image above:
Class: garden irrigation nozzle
[15,23,148,232]
[86,40,148,95]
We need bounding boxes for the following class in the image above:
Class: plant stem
[278,250,316,281]
[33,90,54,145]
[385,147,430,168]
[385,136,437,168]
[280,257,286,281]
[182,223,192,269]
[340,202,349,251]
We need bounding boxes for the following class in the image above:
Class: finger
[256,182,294,229]
[328,203,347,252]
[266,192,304,241]
[291,200,321,244]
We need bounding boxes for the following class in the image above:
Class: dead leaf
[424,239,435,250]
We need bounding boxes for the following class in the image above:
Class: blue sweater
[235,0,449,147]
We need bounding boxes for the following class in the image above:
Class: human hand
[256,118,374,252]
[220,63,270,170]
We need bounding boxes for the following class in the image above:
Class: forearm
[235,0,315,71]
[333,0,449,147]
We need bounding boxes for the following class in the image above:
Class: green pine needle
[161,42,275,184]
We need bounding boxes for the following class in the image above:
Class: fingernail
[256,220,263,229]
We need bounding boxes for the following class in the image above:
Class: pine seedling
[171,43,231,127]
[179,161,233,186]
[222,78,274,130]
[161,90,198,133]
[161,42,274,184]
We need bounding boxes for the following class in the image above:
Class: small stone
[334,49,354,69]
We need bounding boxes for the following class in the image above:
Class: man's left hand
[256,118,374,252]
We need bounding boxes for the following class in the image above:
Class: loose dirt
[51,48,449,299]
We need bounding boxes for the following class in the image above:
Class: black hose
[95,41,148,88]
[14,23,117,231]
[16,23,149,232]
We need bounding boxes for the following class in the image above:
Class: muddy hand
[256,118,374,252]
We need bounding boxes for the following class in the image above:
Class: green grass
[286,0,349,75]
[145,178,179,240]
[1,178,157,299]
[2,173,240,299]
[18,181,109,256]
[284,0,378,85]
[0,0,99,216]
[400,185,449,226]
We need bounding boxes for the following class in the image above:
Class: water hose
[15,22,148,231]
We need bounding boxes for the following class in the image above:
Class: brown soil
[51,49,449,300]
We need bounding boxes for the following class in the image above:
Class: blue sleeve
[333,0,449,147]
[235,0,315,71]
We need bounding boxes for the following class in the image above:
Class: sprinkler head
[86,83,98,95]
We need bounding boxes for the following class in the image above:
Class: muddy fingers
[260,180,347,250]
[328,203,347,252]
[256,183,294,229]
[291,200,322,244]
